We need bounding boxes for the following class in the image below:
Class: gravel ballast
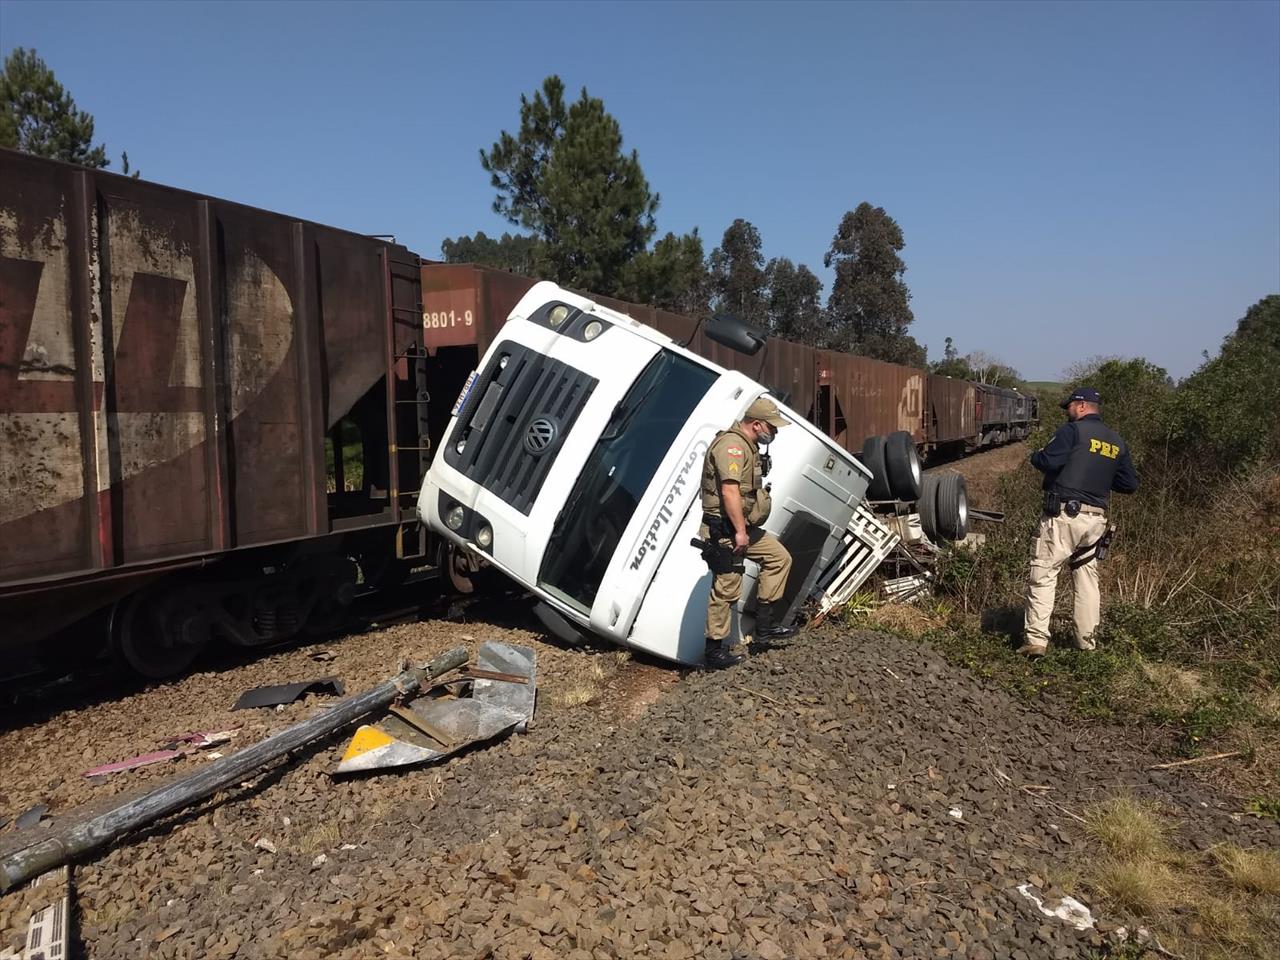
[2,614,1274,959]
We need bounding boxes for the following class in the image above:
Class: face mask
[759,424,776,445]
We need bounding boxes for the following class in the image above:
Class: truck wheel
[109,591,207,679]
[532,601,588,648]
[443,542,483,595]
[935,472,969,542]
[859,436,893,501]
[884,431,923,502]
[919,474,940,542]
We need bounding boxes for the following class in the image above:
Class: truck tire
[859,436,893,501]
[884,431,922,502]
[919,474,940,542]
[935,472,969,542]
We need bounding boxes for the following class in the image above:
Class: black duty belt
[1046,500,1106,519]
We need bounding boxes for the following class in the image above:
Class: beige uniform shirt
[701,425,771,525]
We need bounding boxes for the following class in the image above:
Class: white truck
[418,282,889,665]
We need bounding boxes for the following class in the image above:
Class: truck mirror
[703,313,766,356]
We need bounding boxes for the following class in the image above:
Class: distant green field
[1022,380,1065,398]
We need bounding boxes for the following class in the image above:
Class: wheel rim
[444,543,477,594]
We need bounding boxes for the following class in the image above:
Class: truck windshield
[538,350,717,612]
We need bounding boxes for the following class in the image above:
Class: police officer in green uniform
[1021,386,1138,656]
[699,397,796,667]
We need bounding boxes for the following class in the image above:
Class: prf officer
[699,397,797,667]
[1021,387,1138,656]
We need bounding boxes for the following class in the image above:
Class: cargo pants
[1023,512,1109,650]
[702,525,792,642]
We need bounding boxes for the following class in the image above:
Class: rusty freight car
[0,150,431,678]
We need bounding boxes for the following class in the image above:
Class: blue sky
[3,0,1277,380]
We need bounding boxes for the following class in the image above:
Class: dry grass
[1092,857,1178,916]
[1081,797,1280,960]
[861,601,945,638]
[1085,796,1170,860]
[548,682,598,708]
[299,818,342,855]
[1214,846,1280,896]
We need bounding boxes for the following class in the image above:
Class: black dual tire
[860,436,892,501]
[919,471,968,542]
[859,431,922,502]
[919,474,940,542]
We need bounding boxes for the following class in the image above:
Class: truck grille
[443,341,596,514]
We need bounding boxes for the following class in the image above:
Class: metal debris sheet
[336,641,536,775]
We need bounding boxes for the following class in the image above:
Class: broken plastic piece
[1017,883,1095,930]
[83,731,237,778]
[233,677,345,710]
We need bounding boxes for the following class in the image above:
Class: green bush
[1171,295,1280,469]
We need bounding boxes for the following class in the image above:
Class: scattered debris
[883,573,931,602]
[254,838,277,854]
[15,804,49,830]
[0,647,467,893]
[311,854,328,868]
[308,650,337,663]
[232,677,346,711]
[83,730,237,778]
[18,866,72,960]
[949,807,964,820]
[336,641,536,775]
[1017,883,1095,930]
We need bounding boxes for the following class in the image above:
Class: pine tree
[0,48,109,167]
[481,76,658,296]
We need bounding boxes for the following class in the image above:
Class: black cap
[1060,386,1101,409]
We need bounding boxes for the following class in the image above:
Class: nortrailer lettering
[629,442,707,571]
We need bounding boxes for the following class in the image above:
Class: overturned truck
[420,283,964,665]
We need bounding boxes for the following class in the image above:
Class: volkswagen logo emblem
[524,417,557,455]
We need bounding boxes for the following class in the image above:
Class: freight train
[0,150,1037,679]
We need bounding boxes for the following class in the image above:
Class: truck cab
[419,282,872,664]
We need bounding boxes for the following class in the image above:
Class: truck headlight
[583,320,604,341]
[455,438,466,454]
[475,525,493,549]
[549,305,570,328]
[444,505,466,531]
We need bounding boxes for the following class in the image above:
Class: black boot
[703,640,745,669]
[754,601,799,642]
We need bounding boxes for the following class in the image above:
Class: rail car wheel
[109,591,207,679]
[859,436,893,501]
[884,431,923,502]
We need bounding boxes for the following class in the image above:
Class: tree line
[442,77,927,367]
